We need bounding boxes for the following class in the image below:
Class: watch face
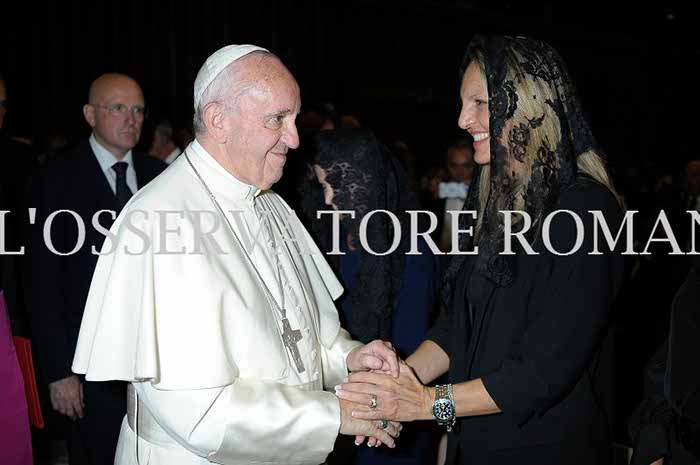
[432,398,455,420]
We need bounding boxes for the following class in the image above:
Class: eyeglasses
[91,103,148,118]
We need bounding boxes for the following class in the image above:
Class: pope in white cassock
[72,45,402,465]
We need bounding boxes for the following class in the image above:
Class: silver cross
[281,318,305,373]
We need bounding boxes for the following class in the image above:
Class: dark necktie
[112,161,132,210]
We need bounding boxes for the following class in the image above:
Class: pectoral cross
[281,317,305,373]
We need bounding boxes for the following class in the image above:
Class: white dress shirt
[89,133,139,194]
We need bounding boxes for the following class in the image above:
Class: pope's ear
[202,102,229,144]
[83,104,96,128]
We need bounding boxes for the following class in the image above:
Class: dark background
[1,0,697,450]
[1,0,696,181]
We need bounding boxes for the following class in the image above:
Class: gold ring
[370,394,378,409]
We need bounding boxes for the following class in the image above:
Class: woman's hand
[335,360,433,422]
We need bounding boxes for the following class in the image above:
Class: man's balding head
[195,50,301,190]
[83,73,145,159]
[87,73,141,103]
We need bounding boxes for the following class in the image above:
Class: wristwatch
[431,384,456,432]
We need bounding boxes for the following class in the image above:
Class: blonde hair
[577,150,624,206]
[466,52,624,238]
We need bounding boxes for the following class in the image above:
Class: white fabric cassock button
[311,350,317,361]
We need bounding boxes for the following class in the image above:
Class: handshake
[338,340,433,449]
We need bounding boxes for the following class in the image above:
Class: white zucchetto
[193,44,268,110]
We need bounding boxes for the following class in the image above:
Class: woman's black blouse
[427,177,625,463]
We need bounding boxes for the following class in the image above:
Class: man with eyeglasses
[28,73,166,465]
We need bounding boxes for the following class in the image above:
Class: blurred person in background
[629,253,700,465]
[306,128,440,465]
[148,120,181,165]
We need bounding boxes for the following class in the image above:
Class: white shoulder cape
[72,144,344,390]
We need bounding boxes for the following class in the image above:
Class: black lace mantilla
[442,35,601,302]
[303,128,419,343]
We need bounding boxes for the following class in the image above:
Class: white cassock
[72,139,362,465]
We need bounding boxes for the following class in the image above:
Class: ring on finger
[378,419,389,429]
[370,394,378,410]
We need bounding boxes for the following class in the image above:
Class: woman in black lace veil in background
[335,35,626,464]
[302,128,440,465]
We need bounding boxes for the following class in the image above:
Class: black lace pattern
[303,128,418,343]
[442,35,601,302]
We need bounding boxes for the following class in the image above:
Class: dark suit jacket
[28,141,165,383]
[629,255,700,465]
[428,177,625,464]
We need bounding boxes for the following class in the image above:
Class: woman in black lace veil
[303,128,440,465]
[336,36,626,464]
[304,128,437,346]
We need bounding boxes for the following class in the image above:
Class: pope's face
[224,61,301,190]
